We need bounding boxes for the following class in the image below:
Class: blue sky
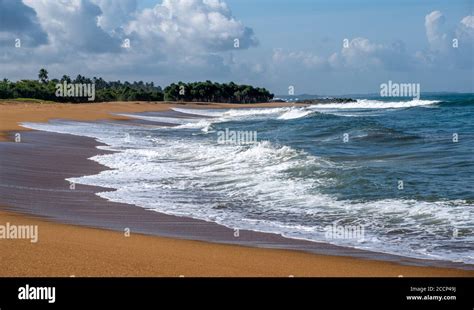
[1,0,473,95]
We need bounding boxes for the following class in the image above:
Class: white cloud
[425,11,449,52]
[1,0,259,84]
[23,0,121,53]
[272,38,410,72]
[338,37,385,69]
[91,0,138,34]
[460,15,474,29]
[457,15,474,39]
[417,11,473,68]
[270,11,471,80]
[338,38,411,71]
[19,0,257,57]
[124,0,257,54]
[455,15,474,68]
[272,48,327,68]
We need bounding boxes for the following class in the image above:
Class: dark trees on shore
[0,70,273,104]
[164,81,274,103]
[0,76,163,103]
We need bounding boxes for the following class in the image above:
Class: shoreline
[0,100,303,142]
[0,101,472,276]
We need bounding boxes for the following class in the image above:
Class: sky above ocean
[1,0,473,94]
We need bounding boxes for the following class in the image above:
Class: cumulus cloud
[416,11,473,69]
[23,0,121,53]
[457,15,474,42]
[425,11,449,52]
[338,38,385,69]
[0,0,48,47]
[460,15,474,29]
[1,0,259,83]
[91,0,137,34]
[124,0,258,53]
[455,15,474,67]
[18,0,258,57]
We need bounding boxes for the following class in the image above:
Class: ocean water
[22,94,474,264]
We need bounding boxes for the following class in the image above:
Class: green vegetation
[0,70,163,103]
[9,98,56,103]
[0,69,274,104]
[164,81,274,103]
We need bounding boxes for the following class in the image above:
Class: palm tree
[74,74,83,83]
[61,75,71,83]
[38,68,48,83]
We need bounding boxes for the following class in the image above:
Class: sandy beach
[1,209,471,277]
[0,100,472,277]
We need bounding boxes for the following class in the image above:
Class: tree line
[164,81,273,103]
[0,69,273,104]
